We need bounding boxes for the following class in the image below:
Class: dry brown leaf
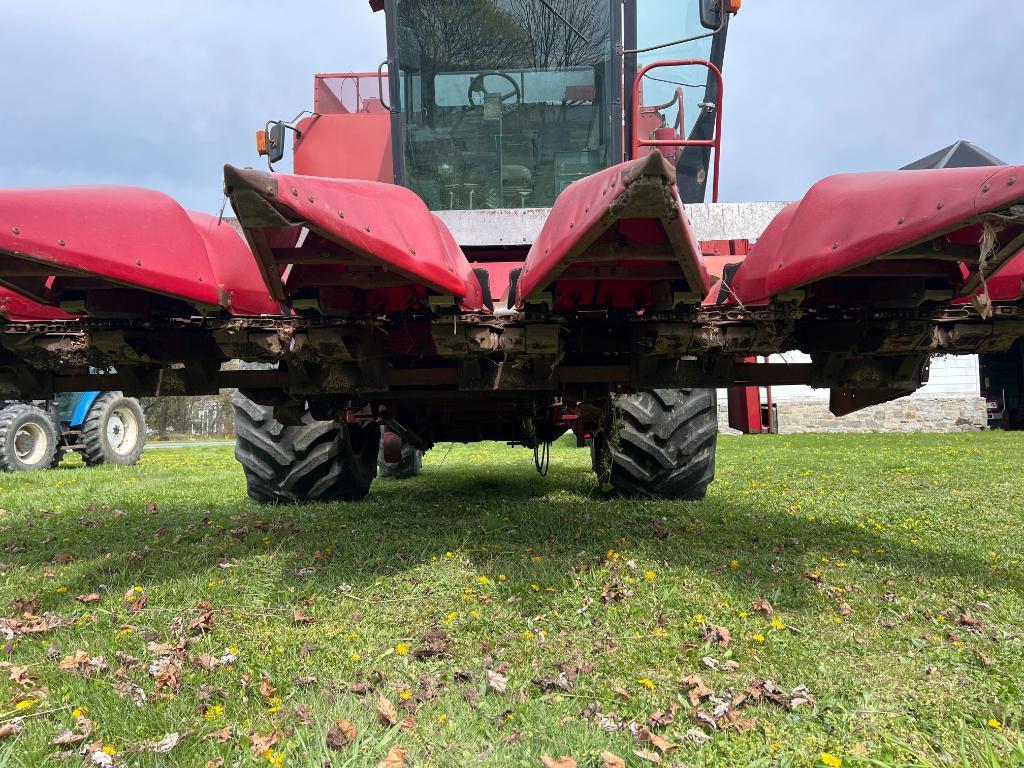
[204,760,224,768]
[190,600,215,634]
[838,601,853,617]
[326,719,357,749]
[485,669,508,693]
[12,596,39,619]
[633,749,661,764]
[600,752,626,768]
[259,677,277,699]
[155,661,181,693]
[0,722,21,740]
[540,756,577,768]
[957,614,984,632]
[8,665,32,688]
[636,725,676,753]
[150,732,180,753]
[203,726,233,744]
[249,730,280,756]
[977,651,994,667]
[193,653,217,671]
[293,608,316,624]
[613,685,632,701]
[413,629,450,659]
[749,599,774,616]
[678,675,713,707]
[377,693,399,726]
[128,593,148,613]
[377,744,409,768]
[76,593,102,605]
[52,728,88,746]
[293,704,313,725]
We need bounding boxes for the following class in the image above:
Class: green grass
[0,432,1022,767]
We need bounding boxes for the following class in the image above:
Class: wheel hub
[106,407,138,456]
[13,422,47,464]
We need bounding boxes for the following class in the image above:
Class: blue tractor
[0,392,146,472]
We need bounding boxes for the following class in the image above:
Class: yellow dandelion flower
[268,697,282,713]
[56,586,68,594]
[399,690,412,701]
[437,714,448,725]
[498,574,507,582]
[14,699,37,711]
[770,618,785,630]
[770,741,781,752]
[72,707,88,718]
[739,611,748,619]
[645,571,656,582]
[693,613,705,624]
[820,753,841,767]
[731,559,739,570]
[445,551,454,558]
[102,745,117,756]
[205,705,224,720]
[470,610,481,618]
[350,653,361,663]
[396,643,409,656]
[477,575,490,585]
[545,586,556,592]
[638,677,656,691]
[531,584,540,592]
[988,718,1003,730]
[833,616,844,624]
[445,611,457,624]
[522,631,533,639]
[265,749,283,767]
[753,634,766,643]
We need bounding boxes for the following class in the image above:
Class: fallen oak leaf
[150,732,180,753]
[485,669,508,693]
[76,594,102,605]
[292,608,316,624]
[189,601,215,634]
[377,693,399,726]
[203,726,233,744]
[0,722,22,740]
[749,599,774,616]
[633,749,661,764]
[378,743,409,768]
[635,725,676,754]
[540,756,577,768]
[248,730,279,756]
[155,661,182,693]
[259,677,277,699]
[326,719,357,749]
[293,704,313,725]
[678,675,713,708]
[600,752,626,768]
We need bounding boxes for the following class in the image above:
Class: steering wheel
[467,71,522,111]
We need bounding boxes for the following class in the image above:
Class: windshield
[395,0,613,211]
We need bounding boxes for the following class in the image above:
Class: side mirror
[265,122,287,165]
[699,0,735,30]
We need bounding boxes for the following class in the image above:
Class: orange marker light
[256,130,268,156]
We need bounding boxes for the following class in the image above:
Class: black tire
[232,392,379,504]
[377,428,423,479]
[0,403,58,472]
[82,393,146,466]
[595,388,718,500]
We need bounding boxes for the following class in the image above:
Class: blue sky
[3,1,1020,211]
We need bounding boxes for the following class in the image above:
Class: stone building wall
[716,394,987,435]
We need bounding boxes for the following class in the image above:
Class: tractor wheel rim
[107,408,139,456]
[14,422,47,464]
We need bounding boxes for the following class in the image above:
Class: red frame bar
[631,59,723,202]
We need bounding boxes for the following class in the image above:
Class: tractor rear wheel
[232,392,379,504]
[377,428,423,479]
[0,403,58,472]
[82,393,146,466]
[594,388,717,500]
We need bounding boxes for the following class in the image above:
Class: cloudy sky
[3,1,1020,211]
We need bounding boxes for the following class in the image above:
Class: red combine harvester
[1,0,1023,501]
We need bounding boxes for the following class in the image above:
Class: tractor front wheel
[0,404,58,472]
[82,393,146,466]
[594,388,717,500]
[232,392,379,504]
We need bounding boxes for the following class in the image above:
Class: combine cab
[1,0,1022,499]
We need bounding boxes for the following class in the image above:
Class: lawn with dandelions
[0,432,1022,767]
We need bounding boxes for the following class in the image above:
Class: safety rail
[631,59,723,202]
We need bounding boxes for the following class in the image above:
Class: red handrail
[631,59,723,203]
